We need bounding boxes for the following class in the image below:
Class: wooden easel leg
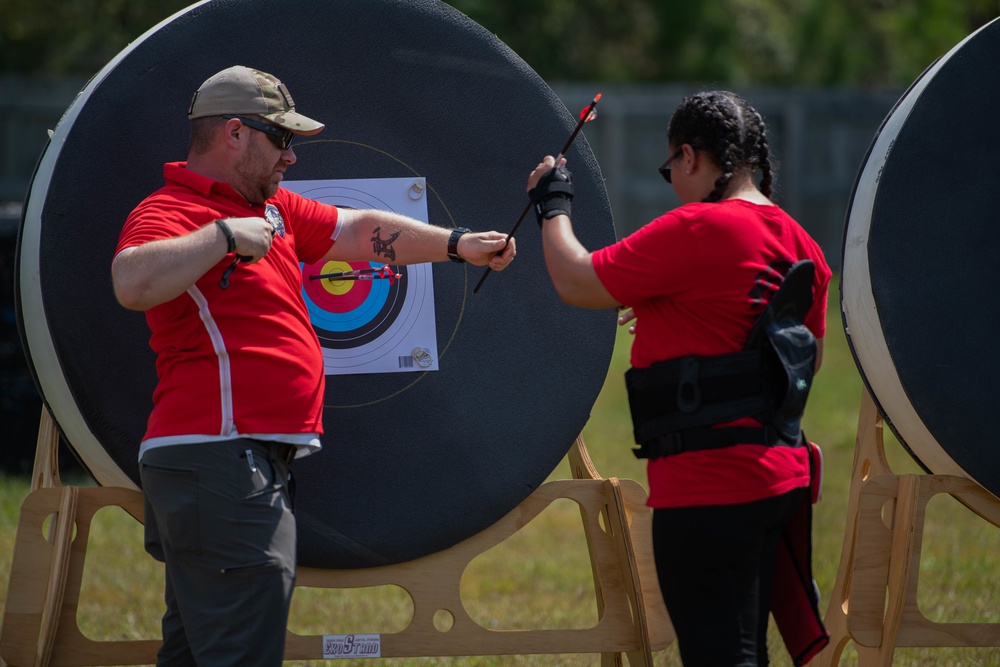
[570,437,655,667]
[35,487,80,667]
[570,435,614,652]
[855,474,920,667]
[568,434,603,482]
[1,407,74,667]
[31,406,62,492]
[813,388,893,667]
[570,436,627,667]
[1,486,157,667]
[607,479,654,667]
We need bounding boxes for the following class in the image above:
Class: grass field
[2,281,1000,666]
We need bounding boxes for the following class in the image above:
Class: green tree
[0,0,191,74]
[1,0,997,86]
[446,0,660,82]
[452,0,998,86]
[784,0,999,86]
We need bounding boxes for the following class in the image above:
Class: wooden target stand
[813,388,1000,666]
[0,407,672,666]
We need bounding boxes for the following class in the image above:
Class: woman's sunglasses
[658,149,683,184]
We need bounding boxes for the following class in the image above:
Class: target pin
[408,179,425,200]
[411,347,434,368]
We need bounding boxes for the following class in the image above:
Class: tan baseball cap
[188,65,325,135]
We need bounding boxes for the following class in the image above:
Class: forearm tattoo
[371,226,401,261]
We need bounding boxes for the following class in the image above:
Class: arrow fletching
[579,93,602,122]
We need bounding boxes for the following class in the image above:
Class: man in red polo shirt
[112,65,516,666]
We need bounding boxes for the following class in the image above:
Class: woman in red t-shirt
[527,91,831,666]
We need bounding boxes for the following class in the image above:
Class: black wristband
[534,197,572,227]
[448,227,470,262]
[529,166,574,227]
[215,218,236,253]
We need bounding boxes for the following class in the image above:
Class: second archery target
[842,17,1000,498]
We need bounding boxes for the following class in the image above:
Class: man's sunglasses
[658,148,684,184]
[223,115,294,150]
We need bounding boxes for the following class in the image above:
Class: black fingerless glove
[529,166,573,227]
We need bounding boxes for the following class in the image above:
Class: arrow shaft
[474,95,601,295]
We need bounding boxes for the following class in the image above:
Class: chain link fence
[0,77,903,472]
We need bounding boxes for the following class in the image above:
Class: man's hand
[225,216,274,263]
[458,231,516,270]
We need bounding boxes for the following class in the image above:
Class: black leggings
[652,488,807,667]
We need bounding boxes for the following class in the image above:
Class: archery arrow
[474,93,602,294]
[309,265,401,285]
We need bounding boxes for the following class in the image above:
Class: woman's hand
[527,155,568,192]
[618,308,637,335]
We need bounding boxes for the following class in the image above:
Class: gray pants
[140,439,296,667]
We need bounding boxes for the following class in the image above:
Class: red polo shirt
[116,162,339,449]
[592,199,831,508]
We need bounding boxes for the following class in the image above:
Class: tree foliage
[0,0,997,86]
[0,0,192,75]
[449,0,998,86]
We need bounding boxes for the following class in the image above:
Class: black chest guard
[626,260,818,460]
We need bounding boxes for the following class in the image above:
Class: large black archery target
[16,0,617,568]
[841,17,1000,497]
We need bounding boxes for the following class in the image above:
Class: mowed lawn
[2,279,1000,666]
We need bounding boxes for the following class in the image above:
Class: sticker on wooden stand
[322,633,382,659]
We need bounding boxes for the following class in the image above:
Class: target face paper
[286,177,439,375]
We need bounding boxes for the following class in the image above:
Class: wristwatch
[447,227,471,263]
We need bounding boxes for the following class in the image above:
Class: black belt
[626,352,770,445]
[633,425,802,461]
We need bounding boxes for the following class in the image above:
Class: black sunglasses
[658,149,684,184]
[223,115,294,150]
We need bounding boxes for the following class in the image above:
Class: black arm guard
[529,166,573,227]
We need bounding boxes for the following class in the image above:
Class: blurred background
[1,0,997,474]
